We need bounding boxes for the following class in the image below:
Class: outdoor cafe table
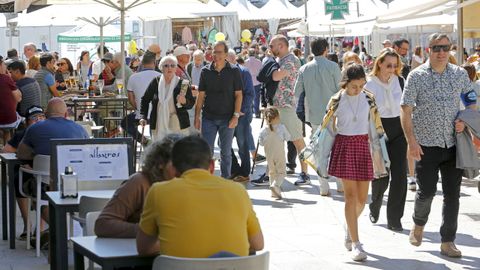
[47,190,115,270]
[66,95,129,137]
[0,153,24,249]
[72,236,155,270]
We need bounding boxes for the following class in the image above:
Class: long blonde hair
[370,48,403,77]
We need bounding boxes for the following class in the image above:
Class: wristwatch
[233,112,240,118]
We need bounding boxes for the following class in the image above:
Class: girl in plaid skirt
[327,64,374,262]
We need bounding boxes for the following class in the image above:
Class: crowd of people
[1,30,479,263]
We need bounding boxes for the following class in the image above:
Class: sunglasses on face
[430,45,450,53]
[162,64,176,69]
[29,115,45,121]
[58,62,66,66]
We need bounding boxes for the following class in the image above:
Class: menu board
[56,144,130,181]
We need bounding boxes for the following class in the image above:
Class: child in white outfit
[259,107,291,199]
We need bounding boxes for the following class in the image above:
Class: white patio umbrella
[23,0,209,86]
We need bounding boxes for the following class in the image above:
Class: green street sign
[325,0,349,20]
[57,34,132,43]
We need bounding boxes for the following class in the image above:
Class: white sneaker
[344,226,352,251]
[351,242,367,262]
[270,186,282,199]
[408,176,417,191]
[319,177,330,196]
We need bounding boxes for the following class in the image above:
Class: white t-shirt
[92,59,105,77]
[127,69,161,118]
[365,75,402,118]
[334,91,370,136]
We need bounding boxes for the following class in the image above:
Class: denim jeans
[413,146,462,242]
[120,112,142,141]
[253,84,262,116]
[202,117,235,178]
[231,112,253,177]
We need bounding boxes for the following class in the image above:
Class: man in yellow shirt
[136,136,264,257]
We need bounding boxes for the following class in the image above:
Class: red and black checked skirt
[328,134,373,181]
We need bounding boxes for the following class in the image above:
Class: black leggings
[369,117,408,226]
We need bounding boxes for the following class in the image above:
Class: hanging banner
[57,34,132,43]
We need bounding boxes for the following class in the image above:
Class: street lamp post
[304,0,310,56]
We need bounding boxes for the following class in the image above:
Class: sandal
[17,231,28,241]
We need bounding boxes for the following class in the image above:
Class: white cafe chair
[71,196,110,232]
[18,154,50,257]
[70,198,108,270]
[152,251,270,270]
[84,211,102,270]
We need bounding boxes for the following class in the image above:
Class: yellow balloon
[241,29,252,40]
[241,37,251,43]
[128,40,138,55]
[215,32,226,41]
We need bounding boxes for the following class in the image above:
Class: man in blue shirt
[16,97,88,246]
[18,97,88,158]
[227,50,255,182]
[33,53,60,108]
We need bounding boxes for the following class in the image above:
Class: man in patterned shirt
[269,34,310,186]
[401,33,477,258]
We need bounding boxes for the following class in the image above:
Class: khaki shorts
[276,107,303,141]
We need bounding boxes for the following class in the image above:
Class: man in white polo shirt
[121,51,160,143]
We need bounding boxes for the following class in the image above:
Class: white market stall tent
[136,0,237,52]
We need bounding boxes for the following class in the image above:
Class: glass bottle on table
[88,75,95,97]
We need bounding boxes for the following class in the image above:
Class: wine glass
[68,76,76,90]
[97,79,105,96]
[116,79,124,96]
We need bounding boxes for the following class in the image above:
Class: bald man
[17,97,88,160]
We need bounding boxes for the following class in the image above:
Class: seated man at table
[1,105,45,240]
[136,136,264,257]
[95,134,181,238]
[17,97,88,244]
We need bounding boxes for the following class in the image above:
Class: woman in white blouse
[364,48,407,232]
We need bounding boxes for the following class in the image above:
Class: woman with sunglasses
[139,55,195,141]
[55,57,74,91]
[365,48,407,232]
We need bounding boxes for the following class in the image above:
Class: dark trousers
[120,112,142,141]
[369,117,407,226]
[413,145,462,242]
[253,84,262,116]
[231,112,253,177]
[287,141,297,170]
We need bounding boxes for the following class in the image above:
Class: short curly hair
[141,133,184,184]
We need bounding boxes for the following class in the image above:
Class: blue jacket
[237,64,255,114]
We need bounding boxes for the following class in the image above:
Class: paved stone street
[1,117,479,269]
